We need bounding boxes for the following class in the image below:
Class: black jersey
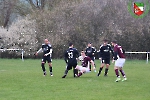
[98,44,114,59]
[42,44,52,57]
[85,47,96,58]
[64,47,79,64]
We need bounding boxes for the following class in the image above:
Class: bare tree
[0,0,31,28]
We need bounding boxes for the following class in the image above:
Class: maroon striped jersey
[113,44,125,60]
[81,56,91,67]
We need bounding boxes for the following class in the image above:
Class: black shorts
[66,62,77,70]
[101,58,110,65]
[41,56,52,63]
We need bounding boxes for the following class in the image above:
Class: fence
[0,49,24,61]
[125,52,149,64]
[0,49,149,63]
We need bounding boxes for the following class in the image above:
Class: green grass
[0,59,150,100]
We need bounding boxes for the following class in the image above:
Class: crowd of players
[36,39,127,82]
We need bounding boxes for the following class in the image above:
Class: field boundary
[125,52,150,63]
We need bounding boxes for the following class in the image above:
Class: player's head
[88,43,92,47]
[111,40,117,46]
[44,39,49,45]
[81,51,86,57]
[103,39,108,45]
[69,43,73,48]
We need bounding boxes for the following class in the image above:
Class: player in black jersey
[36,39,53,76]
[85,43,96,71]
[62,43,79,78]
[97,39,114,76]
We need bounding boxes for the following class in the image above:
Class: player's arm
[90,60,96,70]
[44,48,52,56]
[36,48,42,55]
[92,47,96,55]
[76,49,79,58]
[109,45,115,58]
[64,51,68,64]
[112,50,118,63]
[85,48,88,55]
[98,46,102,60]
[122,49,125,54]
[113,48,118,60]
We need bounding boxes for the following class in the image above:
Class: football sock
[64,69,68,75]
[98,67,103,75]
[119,69,126,77]
[115,69,119,77]
[78,72,83,77]
[41,63,46,72]
[43,71,46,75]
[49,67,52,73]
[104,68,108,75]
[73,68,78,77]
[89,65,91,71]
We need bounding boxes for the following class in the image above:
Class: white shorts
[115,58,125,68]
[76,65,91,73]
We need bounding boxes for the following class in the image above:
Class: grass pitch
[0,59,150,100]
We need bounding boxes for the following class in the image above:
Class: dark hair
[111,40,117,43]
[103,39,108,42]
[81,50,85,53]
[69,43,73,46]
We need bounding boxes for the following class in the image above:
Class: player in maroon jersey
[111,41,127,82]
[75,51,96,77]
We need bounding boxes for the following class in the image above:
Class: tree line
[0,0,150,59]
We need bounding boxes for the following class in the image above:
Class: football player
[36,39,53,76]
[62,43,79,78]
[111,41,127,82]
[76,51,96,77]
[97,39,114,76]
[85,43,96,71]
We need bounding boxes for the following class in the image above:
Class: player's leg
[104,64,109,76]
[114,66,121,82]
[75,65,83,77]
[118,59,127,81]
[91,57,97,72]
[104,58,110,76]
[97,58,105,76]
[89,57,94,71]
[41,58,46,76]
[119,67,127,81]
[114,59,121,82]
[62,64,72,78]
[78,67,91,77]
[48,62,53,76]
[47,57,53,76]
[73,63,78,77]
